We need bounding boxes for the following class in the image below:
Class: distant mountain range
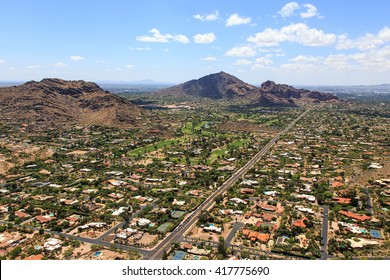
[155,71,339,106]
[0,78,146,130]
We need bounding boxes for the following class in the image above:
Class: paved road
[320,206,329,260]
[96,204,157,242]
[96,221,124,241]
[363,187,374,216]
[224,222,244,245]
[143,110,310,260]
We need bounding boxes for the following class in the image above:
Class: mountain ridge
[155,72,339,105]
[0,78,146,130]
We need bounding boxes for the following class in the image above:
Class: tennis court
[157,222,173,233]
[171,210,186,219]
[171,250,186,260]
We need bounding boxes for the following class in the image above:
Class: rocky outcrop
[155,72,339,106]
[260,80,338,102]
[0,78,146,130]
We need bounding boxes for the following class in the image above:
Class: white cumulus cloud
[0,59,5,64]
[290,55,322,64]
[278,2,320,19]
[247,23,336,47]
[351,45,390,70]
[278,2,300,17]
[337,27,390,51]
[193,33,216,44]
[70,56,84,61]
[226,13,251,26]
[300,3,319,18]
[225,46,256,57]
[378,26,390,41]
[136,28,189,44]
[126,64,134,68]
[252,57,273,70]
[323,54,354,70]
[174,34,191,44]
[193,11,219,22]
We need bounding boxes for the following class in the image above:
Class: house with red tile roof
[339,210,371,222]
[257,233,270,243]
[240,188,255,195]
[66,216,79,226]
[332,197,352,205]
[248,231,258,241]
[181,243,193,250]
[242,229,270,243]
[14,210,29,218]
[35,215,54,224]
[332,181,344,188]
[242,229,250,238]
[292,219,307,228]
[24,254,44,260]
[257,203,278,212]
[252,213,262,218]
[244,211,252,219]
[260,213,276,222]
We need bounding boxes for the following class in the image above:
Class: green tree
[162,249,168,260]
[9,246,22,260]
[217,236,227,258]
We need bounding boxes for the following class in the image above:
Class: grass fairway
[129,138,185,156]
[208,138,248,164]
[182,121,209,135]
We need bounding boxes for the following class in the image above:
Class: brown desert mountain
[156,71,259,99]
[155,71,339,106]
[259,80,338,105]
[0,78,145,130]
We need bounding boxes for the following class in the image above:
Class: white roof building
[112,207,128,216]
[137,218,151,226]
[264,190,279,196]
[44,238,62,251]
[230,198,247,204]
[203,225,222,233]
[172,199,185,206]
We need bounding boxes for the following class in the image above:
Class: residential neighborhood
[0,100,388,260]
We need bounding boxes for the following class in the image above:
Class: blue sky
[1,0,390,85]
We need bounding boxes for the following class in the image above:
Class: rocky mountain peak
[0,78,145,130]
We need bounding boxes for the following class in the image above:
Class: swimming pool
[94,251,101,257]
[370,230,383,239]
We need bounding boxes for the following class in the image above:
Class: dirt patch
[188,226,220,242]
[135,233,158,246]
[67,150,89,156]
[0,159,14,175]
